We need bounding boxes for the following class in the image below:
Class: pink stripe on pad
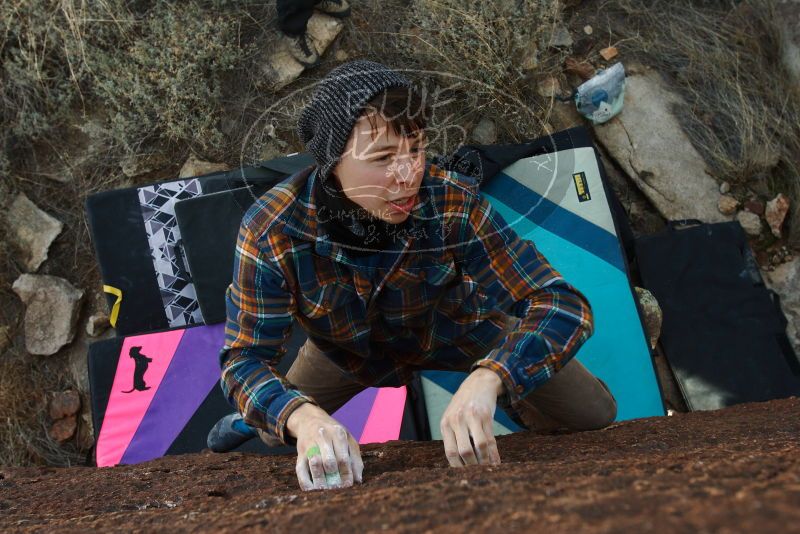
[95,329,184,467]
[358,386,407,444]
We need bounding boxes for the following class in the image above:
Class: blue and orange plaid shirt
[220,162,594,444]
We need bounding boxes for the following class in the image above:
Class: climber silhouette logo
[121,346,153,393]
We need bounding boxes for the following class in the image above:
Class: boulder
[12,274,84,356]
[594,70,731,224]
[178,155,228,179]
[765,257,800,357]
[6,193,64,272]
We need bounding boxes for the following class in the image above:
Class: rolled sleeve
[460,191,595,405]
[218,223,317,445]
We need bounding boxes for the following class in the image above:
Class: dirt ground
[1,398,799,533]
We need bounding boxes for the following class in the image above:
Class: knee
[572,379,617,431]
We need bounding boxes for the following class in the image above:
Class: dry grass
[597,0,800,245]
[0,351,85,467]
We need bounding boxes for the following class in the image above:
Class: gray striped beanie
[297,60,413,184]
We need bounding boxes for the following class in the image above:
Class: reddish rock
[49,415,77,443]
[565,57,595,80]
[744,199,765,216]
[765,193,790,238]
[1,399,800,532]
[49,390,81,420]
[600,46,619,61]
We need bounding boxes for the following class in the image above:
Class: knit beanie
[297,60,414,184]
[297,60,417,256]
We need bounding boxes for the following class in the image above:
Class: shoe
[315,0,351,18]
[207,412,257,452]
[283,32,320,67]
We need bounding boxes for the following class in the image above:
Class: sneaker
[283,32,320,67]
[315,0,351,18]
[207,412,257,452]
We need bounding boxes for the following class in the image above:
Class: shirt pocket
[387,255,460,290]
[297,281,360,319]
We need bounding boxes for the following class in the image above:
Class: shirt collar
[281,164,437,268]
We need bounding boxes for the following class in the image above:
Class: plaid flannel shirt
[219,162,594,444]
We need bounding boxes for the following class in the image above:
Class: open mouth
[387,194,416,213]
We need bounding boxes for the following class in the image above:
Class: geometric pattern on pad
[138,179,204,327]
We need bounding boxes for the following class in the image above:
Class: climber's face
[331,112,426,224]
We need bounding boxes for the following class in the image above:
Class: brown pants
[259,316,618,445]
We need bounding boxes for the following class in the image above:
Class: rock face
[5,193,64,272]
[594,70,730,224]
[261,13,344,90]
[765,258,800,358]
[178,155,228,179]
[12,274,84,356]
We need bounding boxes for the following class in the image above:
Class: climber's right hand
[286,402,364,491]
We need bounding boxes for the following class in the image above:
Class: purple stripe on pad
[121,323,225,464]
[332,387,379,442]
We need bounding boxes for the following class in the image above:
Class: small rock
[0,325,10,354]
[744,199,765,216]
[765,193,790,238]
[600,46,619,61]
[736,210,762,236]
[472,117,497,145]
[49,416,77,443]
[583,25,593,35]
[521,44,539,70]
[536,76,562,98]
[334,49,349,61]
[548,25,574,48]
[86,313,110,337]
[564,57,595,81]
[717,195,739,216]
[178,155,228,179]
[719,181,730,194]
[120,151,171,178]
[12,274,84,356]
[5,193,64,272]
[49,390,81,420]
[635,287,662,349]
